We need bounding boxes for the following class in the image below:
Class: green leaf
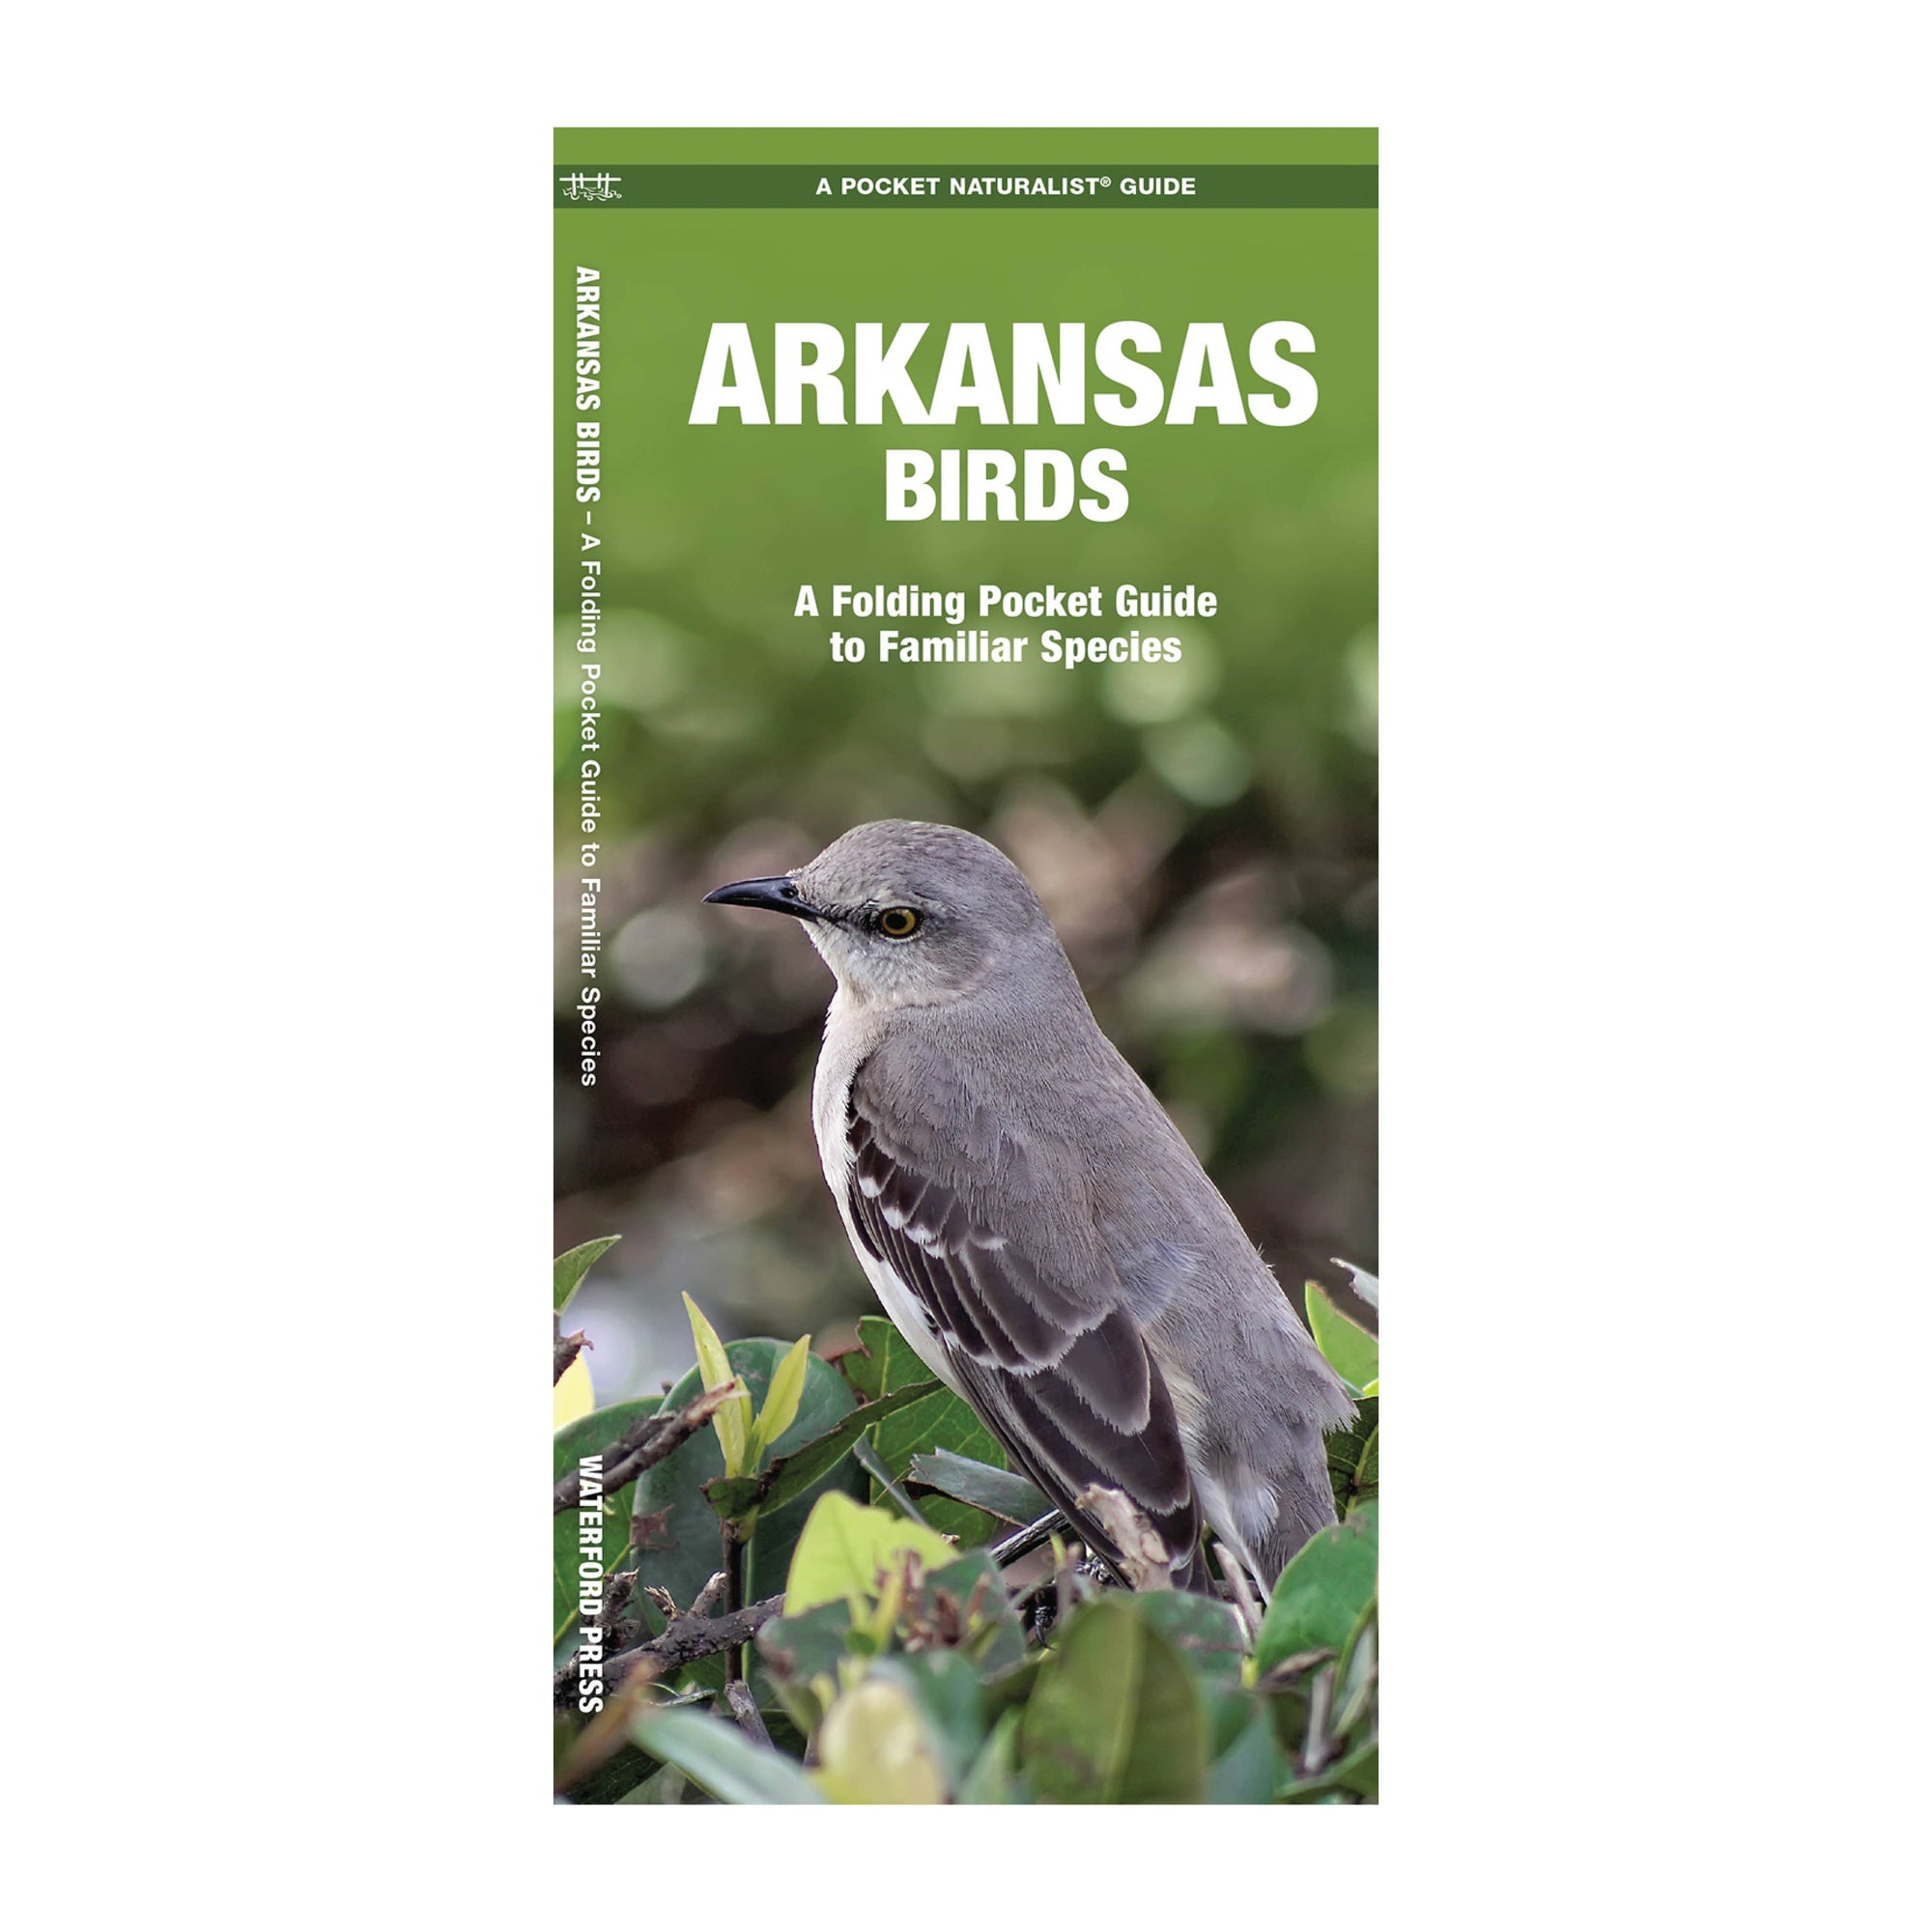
[1205,1694,1289,1804]
[957,1709,1027,1804]
[681,1293,751,1476]
[554,1236,619,1315]
[700,1473,764,1521]
[783,1492,956,1616]
[851,1434,937,1528]
[1276,1735,1378,1804]
[907,1448,1050,1526]
[756,1596,856,1681]
[1122,1591,1249,1688]
[702,1377,940,1526]
[980,1650,1044,1721]
[746,1332,811,1473]
[1327,1736,1378,1800]
[899,1493,996,1549]
[615,1763,692,1804]
[635,1342,863,1619]
[838,1314,932,1401]
[867,1383,1004,1475]
[559,1741,662,1807]
[753,1595,855,1737]
[867,1651,988,1792]
[867,1384,1009,1545]
[1325,1396,1379,1518]
[1254,1502,1378,1675]
[631,1705,824,1804]
[836,1321,1013,1546]
[1020,1597,1208,1804]
[1305,1282,1378,1392]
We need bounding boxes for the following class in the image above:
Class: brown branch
[553,1385,732,1513]
[554,1314,590,1385]
[552,1592,783,1711]
[724,1679,772,1748]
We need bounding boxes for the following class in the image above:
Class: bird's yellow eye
[877,907,922,939]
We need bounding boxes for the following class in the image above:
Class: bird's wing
[843,1043,1202,1585]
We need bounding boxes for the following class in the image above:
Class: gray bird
[704,820,1356,1594]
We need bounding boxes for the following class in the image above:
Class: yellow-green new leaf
[683,1291,732,1390]
[784,1492,955,1616]
[813,1677,947,1804]
[747,1333,812,1472]
[682,1293,752,1476]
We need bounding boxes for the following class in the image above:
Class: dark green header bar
[554,165,1377,211]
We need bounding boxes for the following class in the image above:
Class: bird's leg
[994,1511,1074,1645]
[1018,1586,1059,1647]
[992,1508,1136,1591]
[1215,1539,1264,1641]
[1075,1551,1122,1593]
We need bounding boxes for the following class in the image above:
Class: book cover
[554,128,1378,1804]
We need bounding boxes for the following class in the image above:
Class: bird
[703,820,1357,1595]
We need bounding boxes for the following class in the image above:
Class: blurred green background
[555,160,1376,1400]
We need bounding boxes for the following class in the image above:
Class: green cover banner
[554,163,1378,208]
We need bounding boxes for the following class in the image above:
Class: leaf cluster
[554,1251,1378,1804]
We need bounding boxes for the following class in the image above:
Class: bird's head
[703,819,1059,1008]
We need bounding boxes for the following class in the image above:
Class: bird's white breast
[811,1001,965,1397]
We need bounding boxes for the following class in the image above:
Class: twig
[1302,1663,1335,1776]
[1256,1645,1337,1690]
[989,1507,1126,1590]
[554,1314,590,1385]
[722,1522,746,1684]
[552,1592,783,1711]
[724,1679,772,1748]
[553,1385,732,1513]
[989,1509,1069,1570]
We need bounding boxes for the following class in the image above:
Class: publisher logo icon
[559,172,623,203]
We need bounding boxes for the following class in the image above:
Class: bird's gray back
[841,960,1354,1585]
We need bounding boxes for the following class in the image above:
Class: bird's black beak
[701,874,824,922]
